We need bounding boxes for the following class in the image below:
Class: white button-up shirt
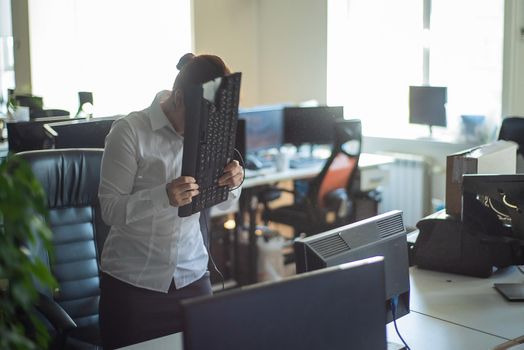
[99,91,241,292]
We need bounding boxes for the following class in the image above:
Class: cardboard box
[445,140,518,218]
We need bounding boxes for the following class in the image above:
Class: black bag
[413,205,522,278]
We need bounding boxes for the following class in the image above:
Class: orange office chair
[260,119,362,237]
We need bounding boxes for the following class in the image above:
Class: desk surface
[387,311,508,350]
[243,152,393,189]
[410,266,524,340]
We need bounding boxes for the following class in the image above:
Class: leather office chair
[18,149,108,349]
[261,119,362,237]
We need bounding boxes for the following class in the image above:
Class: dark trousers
[99,272,212,349]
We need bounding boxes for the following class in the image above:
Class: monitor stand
[494,283,524,301]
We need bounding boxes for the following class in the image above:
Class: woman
[98,53,243,349]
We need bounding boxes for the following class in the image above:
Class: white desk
[243,152,393,190]
[386,311,508,350]
[409,266,524,341]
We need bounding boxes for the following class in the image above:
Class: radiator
[378,153,432,229]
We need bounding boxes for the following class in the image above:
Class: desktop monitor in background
[234,118,246,162]
[409,86,447,135]
[182,256,387,350]
[44,116,118,149]
[283,106,344,146]
[238,105,284,154]
[294,210,410,324]
[7,116,76,153]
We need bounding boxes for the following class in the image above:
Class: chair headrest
[17,149,104,209]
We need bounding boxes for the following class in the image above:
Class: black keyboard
[289,157,325,169]
[179,73,242,217]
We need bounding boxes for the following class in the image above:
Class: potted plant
[0,154,57,349]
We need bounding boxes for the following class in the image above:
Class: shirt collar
[148,90,175,132]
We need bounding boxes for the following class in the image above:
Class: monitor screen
[409,86,447,127]
[284,106,344,145]
[7,116,78,153]
[294,210,410,324]
[182,257,387,350]
[44,116,117,149]
[239,106,284,154]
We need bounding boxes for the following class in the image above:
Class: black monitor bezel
[283,106,344,146]
[238,105,284,154]
[409,85,447,128]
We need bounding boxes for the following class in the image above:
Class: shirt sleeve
[98,119,170,226]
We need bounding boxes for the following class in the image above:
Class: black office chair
[498,116,524,172]
[260,119,362,237]
[19,149,109,350]
[498,116,524,152]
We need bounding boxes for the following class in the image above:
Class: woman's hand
[166,176,200,207]
[218,160,243,189]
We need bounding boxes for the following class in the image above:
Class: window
[0,0,15,114]
[327,0,504,137]
[28,0,191,117]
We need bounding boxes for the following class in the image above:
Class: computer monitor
[234,118,246,162]
[409,86,447,134]
[462,174,524,301]
[238,105,284,154]
[283,106,344,146]
[182,256,387,350]
[44,116,117,149]
[7,116,77,153]
[294,210,410,324]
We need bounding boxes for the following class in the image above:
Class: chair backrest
[309,119,362,210]
[18,149,109,330]
[498,116,524,155]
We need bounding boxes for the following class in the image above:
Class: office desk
[409,266,524,341]
[386,311,509,349]
[243,152,393,190]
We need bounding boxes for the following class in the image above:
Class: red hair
[173,53,231,93]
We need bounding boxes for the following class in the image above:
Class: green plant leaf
[0,154,57,349]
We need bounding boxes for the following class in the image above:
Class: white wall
[193,0,260,107]
[257,0,327,106]
[193,0,327,107]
